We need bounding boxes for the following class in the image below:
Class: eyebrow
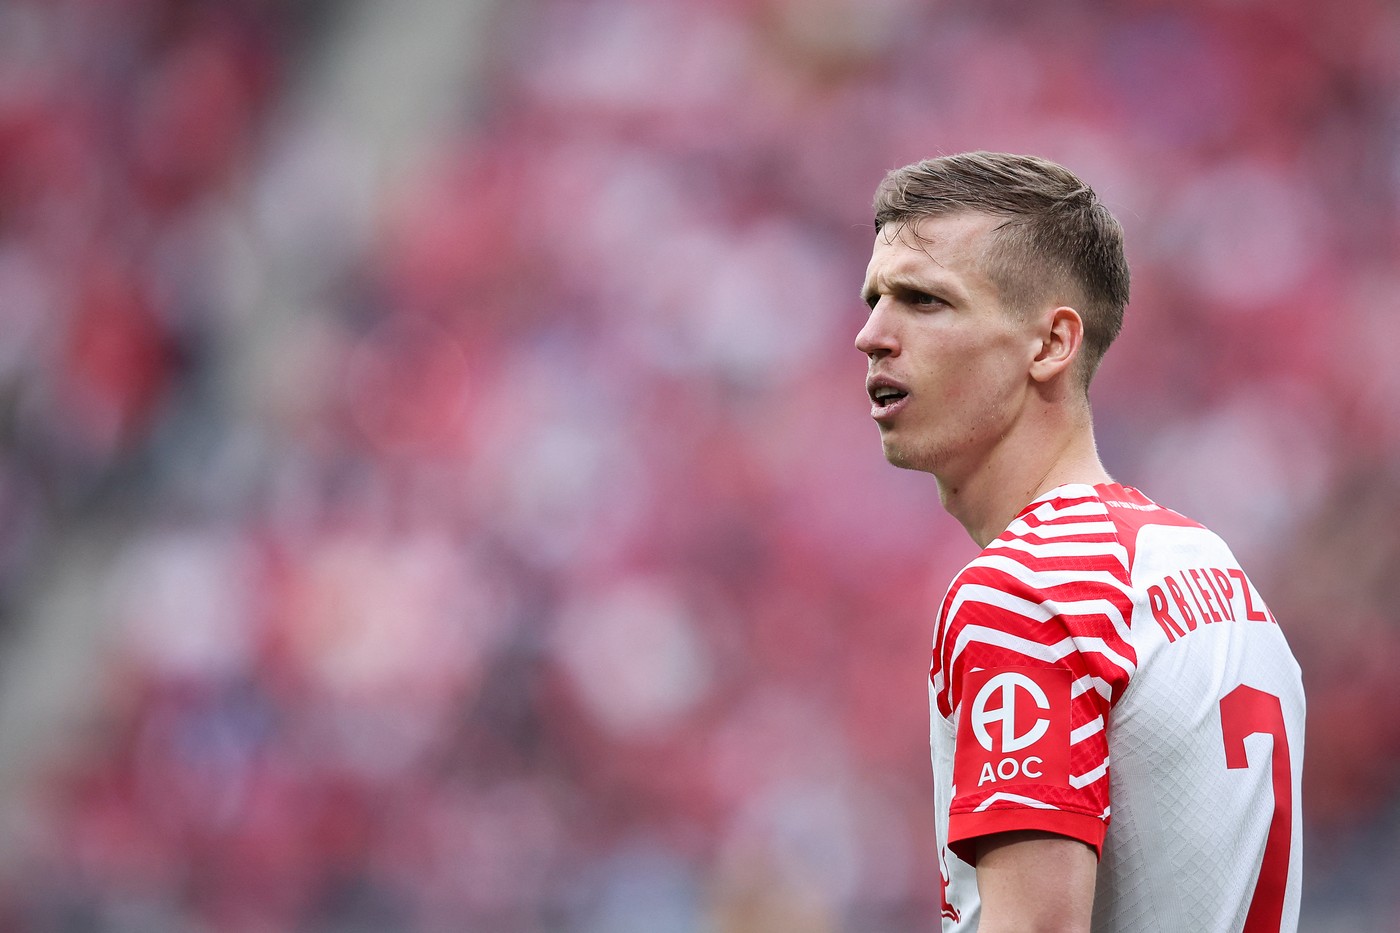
[861,271,959,307]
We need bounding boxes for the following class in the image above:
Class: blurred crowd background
[0,0,1396,929]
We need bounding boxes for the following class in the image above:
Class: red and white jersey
[931,483,1304,932]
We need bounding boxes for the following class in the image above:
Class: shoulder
[1090,482,1207,570]
[931,485,1140,716]
[946,484,1132,613]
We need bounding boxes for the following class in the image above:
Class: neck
[937,401,1111,548]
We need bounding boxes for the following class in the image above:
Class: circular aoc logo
[970,671,1052,753]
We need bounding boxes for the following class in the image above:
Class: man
[856,152,1304,932]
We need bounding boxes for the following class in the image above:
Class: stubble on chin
[880,432,940,475]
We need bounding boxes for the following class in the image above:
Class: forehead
[863,212,1002,293]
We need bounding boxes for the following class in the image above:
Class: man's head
[872,151,1129,384]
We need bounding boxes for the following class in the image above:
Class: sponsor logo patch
[955,667,1072,790]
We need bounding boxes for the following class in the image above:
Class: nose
[855,301,899,359]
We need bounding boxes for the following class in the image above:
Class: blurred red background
[0,0,1395,929]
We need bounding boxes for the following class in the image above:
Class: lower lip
[871,395,908,422]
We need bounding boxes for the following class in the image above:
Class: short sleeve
[931,494,1137,864]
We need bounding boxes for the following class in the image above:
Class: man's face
[856,212,1040,481]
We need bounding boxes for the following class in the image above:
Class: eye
[908,290,943,308]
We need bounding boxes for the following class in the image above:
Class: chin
[880,436,935,474]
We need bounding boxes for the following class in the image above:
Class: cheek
[942,340,1011,385]
[944,345,1024,416]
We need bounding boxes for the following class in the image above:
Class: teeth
[874,387,903,401]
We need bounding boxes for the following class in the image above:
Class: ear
[1028,306,1083,384]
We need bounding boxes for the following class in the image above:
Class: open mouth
[871,386,908,410]
[868,381,909,420]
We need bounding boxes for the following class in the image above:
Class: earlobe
[1029,307,1083,384]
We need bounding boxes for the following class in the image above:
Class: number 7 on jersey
[1220,685,1294,933]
